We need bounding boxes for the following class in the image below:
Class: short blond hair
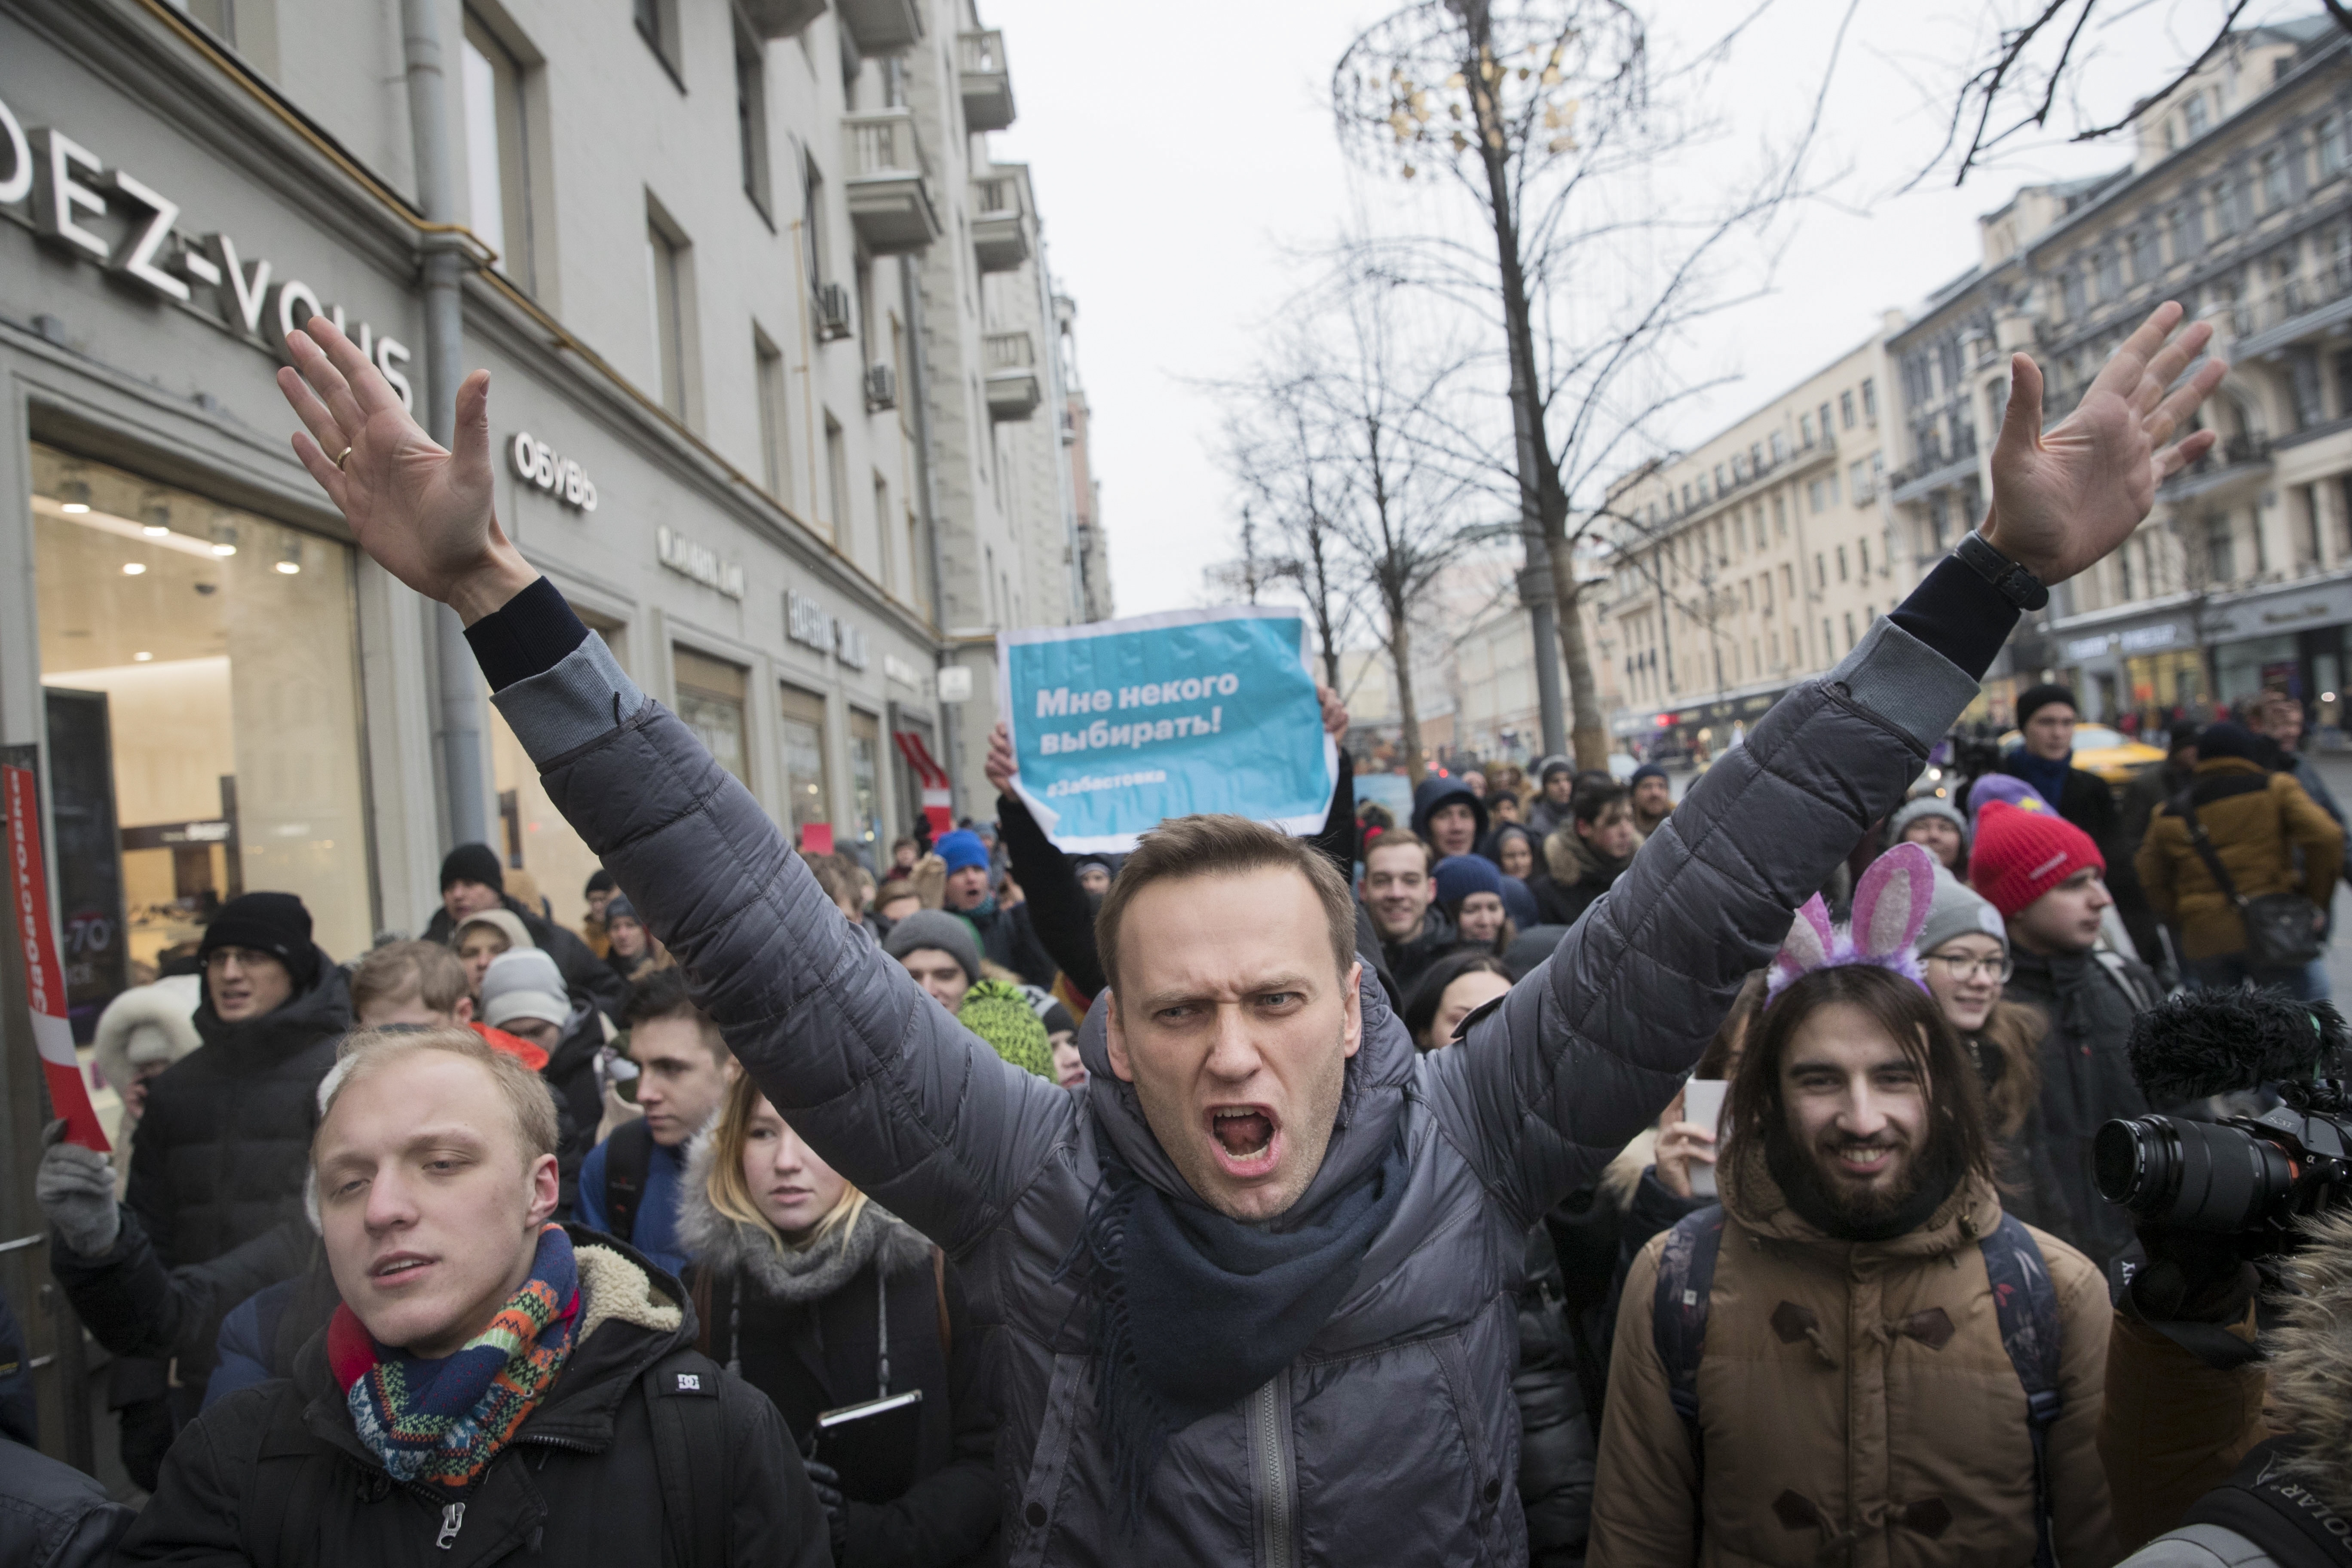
[350,940,469,1020]
[316,1026,559,1167]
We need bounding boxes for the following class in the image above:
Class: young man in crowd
[1527,756,1577,837]
[422,842,626,1014]
[1590,962,2113,1566]
[933,827,1059,986]
[883,909,980,1013]
[1360,829,1456,994]
[573,968,737,1277]
[1530,779,1642,928]
[115,1027,825,1565]
[274,295,2220,1558]
[581,867,617,957]
[1998,684,2167,970]
[1973,800,2160,1280]
[1626,765,1673,837]
[1411,773,1488,859]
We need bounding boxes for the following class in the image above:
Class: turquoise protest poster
[998,607,1337,851]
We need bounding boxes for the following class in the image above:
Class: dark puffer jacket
[114,1230,828,1568]
[2006,946,2161,1276]
[481,594,1975,1564]
[537,997,613,1216]
[126,957,350,1273]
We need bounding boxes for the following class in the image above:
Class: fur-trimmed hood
[675,1125,931,1301]
[2267,1208,2352,1515]
[93,974,204,1102]
[1543,822,1642,888]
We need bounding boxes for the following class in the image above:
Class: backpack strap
[642,1347,730,1568]
[237,1379,334,1567]
[1979,1213,2064,1568]
[602,1118,655,1245]
[1649,1205,1725,1501]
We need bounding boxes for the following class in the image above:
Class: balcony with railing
[843,110,940,255]
[838,0,921,53]
[2157,431,2273,502]
[1886,433,1979,507]
[959,31,1016,133]
[985,331,1041,420]
[2228,261,2352,360]
[972,170,1029,273]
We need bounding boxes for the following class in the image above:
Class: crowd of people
[12,301,2352,1567]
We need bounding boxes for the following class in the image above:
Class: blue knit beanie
[1433,854,1505,907]
[934,830,991,874]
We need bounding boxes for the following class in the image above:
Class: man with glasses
[1970,802,2161,1280]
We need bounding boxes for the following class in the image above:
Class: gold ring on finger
[331,445,353,470]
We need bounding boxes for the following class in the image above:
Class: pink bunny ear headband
[1764,841,1937,1005]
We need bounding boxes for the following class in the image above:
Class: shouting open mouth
[1208,1104,1282,1179]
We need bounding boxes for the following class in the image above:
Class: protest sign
[5,763,108,1150]
[999,607,1336,851]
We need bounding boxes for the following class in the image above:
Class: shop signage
[0,91,413,404]
[785,589,870,671]
[656,526,745,598]
[507,433,597,512]
[2064,634,2113,661]
[2118,624,2179,653]
[883,654,920,690]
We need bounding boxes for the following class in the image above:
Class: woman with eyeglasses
[1913,873,2067,1232]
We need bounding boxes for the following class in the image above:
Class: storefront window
[488,610,625,932]
[848,709,882,861]
[779,684,831,842]
[31,445,373,1019]
[673,648,749,784]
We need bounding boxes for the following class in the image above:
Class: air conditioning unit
[865,363,898,410]
[817,282,853,341]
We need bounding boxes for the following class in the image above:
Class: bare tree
[1333,0,1832,769]
[1929,1,2348,189]
[1216,368,1363,693]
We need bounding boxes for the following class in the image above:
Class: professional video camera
[2095,988,2352,1251]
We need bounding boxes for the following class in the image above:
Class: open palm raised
[1981,300,2229,587]
[274,316,535,623]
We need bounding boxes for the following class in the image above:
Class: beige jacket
[1592,1141,2117,1568]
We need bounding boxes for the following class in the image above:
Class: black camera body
[2096,1084,2352,1246]
[2096,989,2352,1251]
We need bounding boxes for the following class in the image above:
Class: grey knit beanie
[1886,796,1968,851]
[882,909,981,983]
[1913,871,2008,959]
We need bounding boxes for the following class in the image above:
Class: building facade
[1592,335,1900,754]
[1887,18,2352,732]
[0,0,1102,1466]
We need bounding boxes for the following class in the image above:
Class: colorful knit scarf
[330,1222,580,1491]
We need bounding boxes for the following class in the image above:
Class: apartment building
[1887,16,2352,730]
[1592,336,1899,753]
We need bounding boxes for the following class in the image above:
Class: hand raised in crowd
[1983,299,2228,586]
[274,316,536,622]
[986,721,1017,796]
[1650,1087,1717,1200]
[1317,681,1348,738]
[35,1118,121,1258]
[910,852,948,911]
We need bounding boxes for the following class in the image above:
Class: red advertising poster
[800,822,835,855]
[5,764,109,1150]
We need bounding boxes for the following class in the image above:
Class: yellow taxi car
[1994,724,2168,786]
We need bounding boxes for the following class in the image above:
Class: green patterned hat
[957,980,1053,1079]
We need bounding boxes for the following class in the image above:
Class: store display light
[275,538,302,575]
[133,651,153,662]
[210,522,238,557]
[58,476,91,514]
[122,562,147,576]
[141,498,173,537]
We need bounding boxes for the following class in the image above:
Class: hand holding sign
[998,609,1338,851]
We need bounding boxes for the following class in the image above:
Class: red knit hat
[1969,800,2105,918]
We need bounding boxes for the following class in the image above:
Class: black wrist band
[1956,532,2050,612]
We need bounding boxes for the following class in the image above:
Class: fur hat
[93,974,203,1099]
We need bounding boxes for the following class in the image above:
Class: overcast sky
[981,0,2315,623]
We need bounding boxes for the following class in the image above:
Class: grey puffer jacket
[489,615,1975,1566]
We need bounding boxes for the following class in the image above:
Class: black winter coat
[687,1224,997,1568]
[114,1229,828,1568]
[0,1437,133,1568]
[1378,906,1458,995]
[126,958,350,1274]
[52,1209,309,1379]
[2006,946,2160,1277]
[1516,1224,1596,1565]
[538,1000,611,1217]
[423,895,628,1015]
[959,899,1060,989]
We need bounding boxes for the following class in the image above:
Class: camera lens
[2095,1115,2295,1233]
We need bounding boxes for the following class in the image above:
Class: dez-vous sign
[0,90,414,403]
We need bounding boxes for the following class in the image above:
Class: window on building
[1839,391,1856,429]
[674,649,749,784]
[1773,495,1788,537]
[1800,412,1815,447]
[1819,402,1833,441]
[2097,249,2123,300]
[2168,202,2202,262]
[1859,538,1872,576]
[755,328,789,499]
[1822,618,1834,660]
[1849,459,1870,501]
[2263,147,2292,211]
[2130,226,2159,282]
[778,683,832,842]
[824,411,848,542]
[874,475,894,588]
[1842,612,1856,651]
[2210,181,2240,238]
[1770,431,1788,463]
[645,207,692,421]
[1826,472,1840,506]
[848,709,883,855]
[2321,113,2348,180]
[1780,564,1795,600]
[1714,463,1727,494]
[906,510,927,618]
[735,18,772,219]
[634,0,680,77]
[461,14,535,292]
[2061,270,2087,317]
[2206,515,2235,580]
[1814,552,1827,588]
[2184,91,2210,139]
[1928,491,1950,551]
[1860,378,1877,423]
[1835,545,1849,582]
[803,158,830,296]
